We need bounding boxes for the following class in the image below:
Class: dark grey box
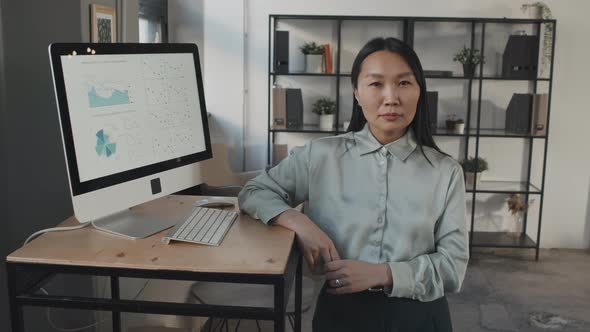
[285,88,303,129]
[505,93,533,134]
[274,31,289,73]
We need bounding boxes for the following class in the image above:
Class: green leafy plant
[299,42,325,55]
[312,97,336,115]
[460,156,489,173]
[453,46,485,65]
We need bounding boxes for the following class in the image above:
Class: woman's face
[354,50,420,144]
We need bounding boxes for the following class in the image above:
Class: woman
[238,37,469,332]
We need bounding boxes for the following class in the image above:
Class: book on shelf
[272,86,287,129]
[323,44,332,74]
[505,93,548,135]
[272,86,303,129]
[531,93,548,136]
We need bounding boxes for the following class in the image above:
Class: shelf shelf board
[323,73,550,81]
[466,180,541,194]
[270,72,338,77]
[470,231,536,248]
[480,76,550,81]
[470,128,547,138]
[270,125,340,134]
[270,15,556,25]
[432,128,467,137]
[432,128,546,139]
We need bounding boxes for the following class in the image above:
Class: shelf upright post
[403,19,414,47]
[535,20,556,261]
[522,21,542,245]
[335,19,342,133]
[469,22,486,255]
[464,21,476,162]
[267,15,274,165]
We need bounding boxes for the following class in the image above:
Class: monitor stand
[91,209,178,239]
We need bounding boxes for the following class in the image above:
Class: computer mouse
[193,197,236,208]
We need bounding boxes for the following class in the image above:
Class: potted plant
[445,114,457,130]
[453,46,485,77]
[455,118,465,134]
[312,97,336,130]
[460,156,488,187]
[505,194,531,238]
[299,41,325,73]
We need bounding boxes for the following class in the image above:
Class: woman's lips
[380,113,401,120]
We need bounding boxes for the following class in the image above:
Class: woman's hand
[273,209,340,272]
[324,260,393,295]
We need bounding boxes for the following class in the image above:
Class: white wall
[169,0,204,65]
[201,0,245,172]
[214,0,590,248]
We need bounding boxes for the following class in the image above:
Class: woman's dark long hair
[347,37,447,162]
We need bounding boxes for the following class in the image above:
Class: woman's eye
[369,82,382,87]
[400,80,411,86]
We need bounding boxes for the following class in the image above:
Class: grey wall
[0,0,93,331]
[1,1,10,331]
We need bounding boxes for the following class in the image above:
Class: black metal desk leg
[274,278,286,332]
[7,264,25,332]
[294,255,302,332]
[111,276,121,332]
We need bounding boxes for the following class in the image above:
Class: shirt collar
[353,124,417,161]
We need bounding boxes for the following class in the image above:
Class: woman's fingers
[304,251,315,271]
[329,245,341,261]
[320,247,332,265]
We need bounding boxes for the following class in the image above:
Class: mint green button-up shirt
[238,124,469,302]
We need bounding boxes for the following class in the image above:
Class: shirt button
[377,217,383,223]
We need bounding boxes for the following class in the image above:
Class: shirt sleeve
[237,143,311,225]
[386,163,470,302]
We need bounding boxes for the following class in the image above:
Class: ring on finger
[335,279,342,288]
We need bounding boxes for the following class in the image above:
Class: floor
[202,248,590,332]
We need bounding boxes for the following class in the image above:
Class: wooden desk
[6,195,302,332]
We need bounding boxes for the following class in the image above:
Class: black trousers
[312,282,453,332]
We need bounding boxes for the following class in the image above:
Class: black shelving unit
[268,15,556,260]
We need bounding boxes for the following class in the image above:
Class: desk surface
[7,195,295,275]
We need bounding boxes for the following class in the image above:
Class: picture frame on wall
[91,4,117,43]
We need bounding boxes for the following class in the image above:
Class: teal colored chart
[95,129,117,157]
[88,86,130,108]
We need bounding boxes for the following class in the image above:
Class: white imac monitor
[49,43,212,238]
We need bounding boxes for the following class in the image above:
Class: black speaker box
[505,93,533,134]
[426,91,438,131]
[274,31,289,73]
[502,35,539,79]
[285,88,303,129]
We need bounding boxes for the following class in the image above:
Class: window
[139,0,168,43]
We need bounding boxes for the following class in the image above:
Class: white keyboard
[162,207,237,246]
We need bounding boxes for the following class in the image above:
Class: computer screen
[49,43,212,238]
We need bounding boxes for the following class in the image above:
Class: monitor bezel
[49,43,212,196]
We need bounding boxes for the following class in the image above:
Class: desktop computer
[49,43,213,238]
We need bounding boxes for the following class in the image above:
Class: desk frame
[7,243,303,332]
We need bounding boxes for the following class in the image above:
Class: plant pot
[305,54,323,73]
[506,212,524,238]
[319,114,334,130]
[445,120,456,130]
[527,6,542,19]
[455,123,465,134]
[462,63,476,77]
[465,171,481,188]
